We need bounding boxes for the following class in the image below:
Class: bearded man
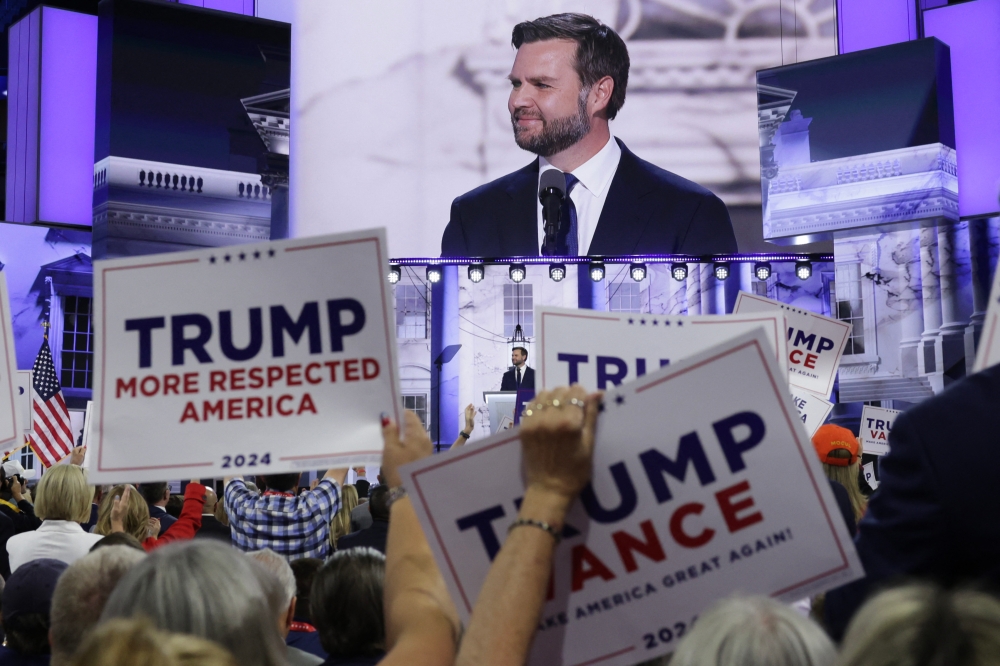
[441,13,737,258]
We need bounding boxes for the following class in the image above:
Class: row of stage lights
[387,260,813,285]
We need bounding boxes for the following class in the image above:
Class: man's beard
[511,92,590,157]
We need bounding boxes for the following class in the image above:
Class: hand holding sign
[382,410,434,488]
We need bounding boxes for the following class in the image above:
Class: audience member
[49,545,146,666]
[165,494,185,519]
[71,618,238,666]
[212,498,229,531]
[95,483,205,551]
[0,558,68,665]
[670,596,836,666]
[311,548,386,666]
[194,487,231,542]
[330,485,358,550]
[138,483,177,537]
[450,404,477,448]
[247,549,323,666]
[6,457,100,571]
[287,558,326,660]
[89,532,145,552]
[838,584,1000,666]
[100,540,289,666]
[812,424,867,521]
[0,506,14,579]
[79,485,103,534]
[224,469,346,560]
[350,482,372,532]
[337,486,389,554]
[354,480,370,504]
[825,365,1000,639]
[0,462,42,533]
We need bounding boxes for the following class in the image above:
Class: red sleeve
[146,483,206,552]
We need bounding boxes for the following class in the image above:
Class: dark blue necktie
[516,367,521,388]
[543,173,579,256]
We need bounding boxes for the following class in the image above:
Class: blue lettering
[219,308,263,361]
[639,432,717,503]
[327,299,366,352]
[456,505,506,561]
[791,329,817,351]
[125,317,165,368]
[557,353,589,384]
[816,337,835,353]
[596,356,628,388]
[580,462,638,523]
[270,303,322,358]
[171,314,213,366]
[713,411,766,473]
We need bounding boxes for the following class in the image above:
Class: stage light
[754,262,772,281]
[589,261,605,282]
[671,263,688,282]
[426,265,443,284]
[468,264,485,283]
[713,262,730,281]
[548,263,566,282]
[629,263,647,282]
[387,265,401,284]
[795,260,812,280]
[509,263,526,283]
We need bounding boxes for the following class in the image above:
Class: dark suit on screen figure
[441,13,737,258]
[500,346,535,391]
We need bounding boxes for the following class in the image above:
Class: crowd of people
[0,362,995,666]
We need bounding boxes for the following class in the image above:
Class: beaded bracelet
[507,518,562,544]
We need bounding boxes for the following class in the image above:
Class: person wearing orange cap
[812,424,866,522]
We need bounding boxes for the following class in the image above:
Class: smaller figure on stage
[500,346,535,391]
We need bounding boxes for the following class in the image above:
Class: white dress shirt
[537,135,622,255]
[7,520,103,571]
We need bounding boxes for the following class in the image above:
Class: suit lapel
[499,160,540,256]
[589,140,659,255]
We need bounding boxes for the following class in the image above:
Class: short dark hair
[355,479,370,499]
[512,13,629,120]
[289,558,323,623]
[262,473,300,493]
[311,549,385,658]
[6,613,51,655]
[137,483,168,506]
[369,486,390,523]
[512,346,528,358]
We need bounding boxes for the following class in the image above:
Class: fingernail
[380,412,390,427]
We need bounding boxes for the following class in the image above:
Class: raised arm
[456,386,601,666]
[451,404,477,448]
[381,411,461,666]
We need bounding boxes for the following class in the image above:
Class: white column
[686,264,701,316]
[918,224,942,377]
[898,228,924,378]
[936,221,971,376]
[965,219,991,372]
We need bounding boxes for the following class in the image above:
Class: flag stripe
[29,339,74,468]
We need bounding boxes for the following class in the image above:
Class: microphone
[538,169,566,254]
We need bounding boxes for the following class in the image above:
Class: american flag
[28,339,73,468]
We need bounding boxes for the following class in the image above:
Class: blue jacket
[441,139,737,257]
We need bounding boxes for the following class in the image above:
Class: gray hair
[838,584,1000,666]
[671,596,835,666]
[100,540,287,666]
[247,548,297,612]
[50,545,146,666]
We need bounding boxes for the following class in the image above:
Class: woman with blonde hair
[811,424,867,521]
[72,617,238,666]
[6,447,101,570]
[95,482,208,552]
[330,484,359,549]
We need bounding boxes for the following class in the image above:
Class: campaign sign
[791,389,834,438]
[537,306,787,390]
[859,405,900,456]
[862,462,879,491]
[973,264,1000,372]
[402,330,862,666]
[14,372,32,435]
[91,228,401,483]
[0,274,18,449]
[733,292,849,398]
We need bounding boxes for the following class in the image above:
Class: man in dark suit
[138,482,176,537]
[441,13,736,258]
[336,485,389,554]
[500,346,534,391]
[825,363,1000,639]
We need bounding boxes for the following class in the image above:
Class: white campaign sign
[974,264,1000,372]
[733,292,850,398]
[92,228,401,483]
[14,372,31,435]
[790,388,834,438]
[859,405,900,457]
[402,330,863,666]
[537,306,787,390]
[862,462,879,491]
[0,274,18,449]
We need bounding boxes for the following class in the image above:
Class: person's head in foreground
[34,463,94,523]
[670,595,835,666]
[50,545,147,666]
[100,540,288,666]
[72,617,237,666]
[311,547,386,662]
[95,484,151,541]
[508,13,629,158]
[812,424,866,521]
[2,558,69,657]
[246,549,297,638]
[838,584,1000,666]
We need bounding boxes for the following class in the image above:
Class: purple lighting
[925,0,1000,219]
[836,0,917,54]
[40,8,97,226]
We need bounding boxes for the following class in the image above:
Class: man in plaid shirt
[224,467,348,560]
